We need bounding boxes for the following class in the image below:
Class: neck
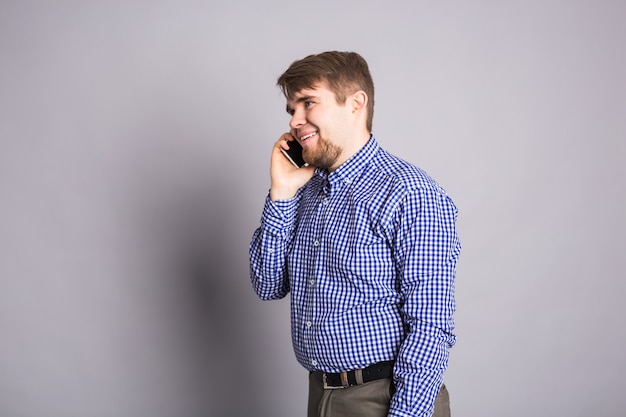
[329,130,371,172]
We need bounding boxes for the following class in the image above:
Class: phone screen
[280,139,308,168]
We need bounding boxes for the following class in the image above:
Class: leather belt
[313,361,394,389]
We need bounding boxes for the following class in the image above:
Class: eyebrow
[285,95,316,114]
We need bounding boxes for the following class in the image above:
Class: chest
[290,181,396,277]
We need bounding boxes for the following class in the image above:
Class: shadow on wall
[175,188,268,417]
[0,78,286,416]
[119,122,276,416]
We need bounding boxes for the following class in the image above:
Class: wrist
[269,186,299,202]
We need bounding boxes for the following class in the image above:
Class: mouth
[299,131,318,141]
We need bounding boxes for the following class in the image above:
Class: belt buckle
[322,373,345,390]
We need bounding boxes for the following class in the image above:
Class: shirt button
[306,321,312,327]
[313,240,320,247]
[309,279,315,286]
[311,360,318,366]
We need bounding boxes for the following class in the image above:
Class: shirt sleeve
[388,187,461,417]
[249,194,300,300]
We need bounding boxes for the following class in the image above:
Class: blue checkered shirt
[249,136,460,417]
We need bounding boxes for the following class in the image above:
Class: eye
[304,101,313,108]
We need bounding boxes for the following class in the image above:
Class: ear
[350,90,368,114]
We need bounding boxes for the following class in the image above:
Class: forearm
[388,265,456,416]
[388,320,453,417]
[249,195,299,300]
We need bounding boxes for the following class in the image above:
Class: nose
[289,108,306,130]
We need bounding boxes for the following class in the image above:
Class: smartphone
[280,139,308,168]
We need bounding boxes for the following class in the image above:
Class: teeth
[300,132,317,140]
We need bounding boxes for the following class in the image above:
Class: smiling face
[286,83,368,171]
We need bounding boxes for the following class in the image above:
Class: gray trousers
[308,372,450,417]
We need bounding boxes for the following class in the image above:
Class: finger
[277,133,293,149]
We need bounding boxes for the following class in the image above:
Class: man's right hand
[269,133,315,201]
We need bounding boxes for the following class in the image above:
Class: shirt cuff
[261,194,299,234]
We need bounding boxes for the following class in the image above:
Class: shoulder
[369,147,447,197]
[366,149,459,235]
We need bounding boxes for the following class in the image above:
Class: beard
[302,135,342,171]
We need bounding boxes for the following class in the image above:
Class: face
[286,83,356,171]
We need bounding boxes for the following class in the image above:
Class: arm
[249,196,298,300]
[388,187,461,417]
[249,134,315,300]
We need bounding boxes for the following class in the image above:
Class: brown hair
[277,51,375,132]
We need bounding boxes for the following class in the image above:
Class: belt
[312,361,394,389]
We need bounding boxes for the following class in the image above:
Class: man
[249,51,460,417]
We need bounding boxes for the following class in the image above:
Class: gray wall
[1,1,624,416]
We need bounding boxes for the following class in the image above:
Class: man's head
[277,51,375,132]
